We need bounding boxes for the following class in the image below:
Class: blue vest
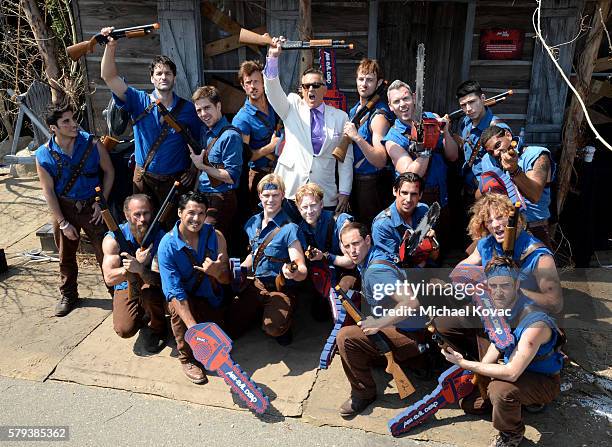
[503,299,564,375]
[348,100,393,175]
[477,231,551,293]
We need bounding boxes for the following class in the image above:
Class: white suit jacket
[264,75,354,207]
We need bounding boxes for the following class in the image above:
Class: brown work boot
[488,429,525,447]
[181,362,208,384]
[339,395,376,418]
[55,295,77,317]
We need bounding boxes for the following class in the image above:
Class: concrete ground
[1,174,611,447]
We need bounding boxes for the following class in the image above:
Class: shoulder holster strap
[369,259,405,278]
[249,225,284,277]
[181,227,214,295]
[55,135,97,197]
[142,97,187,172]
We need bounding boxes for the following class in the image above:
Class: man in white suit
[263,36,353,215]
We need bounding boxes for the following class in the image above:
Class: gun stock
[67,23,160,61]
[335,285,415,398]
[384,352,416,398]
[502,201,521,256]
[275,261,297,291]
[239,28,274,46]
[333,80,389,162]
[66,38,98,61]
[331,135,352,162]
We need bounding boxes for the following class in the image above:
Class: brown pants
[237,278,296,338]
[203,190,238,251]
[488,372,560,435]
[350,172,393,227]
[112,285,167,338]
[336,325,424,399]
[168,297,228,363]
[54,197,107,299]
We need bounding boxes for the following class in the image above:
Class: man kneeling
[443,256,564,447]
[157,192,232,384]
[102,194,167,353]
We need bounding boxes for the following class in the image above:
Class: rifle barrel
[448,89,514,119]
[141,181,180,248]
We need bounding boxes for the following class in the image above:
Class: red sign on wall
[479,29,524,60]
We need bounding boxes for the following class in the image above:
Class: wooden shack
[74,0,592,147]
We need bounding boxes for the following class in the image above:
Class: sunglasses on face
[301,82,325,90]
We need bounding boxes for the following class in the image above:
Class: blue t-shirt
[381,117,448,207]
[105,222,165,291]
[298,210,352,264]
[244,209,306,283]
[232,99,278,171]
[348,100,394,175]
[459,107,509,189]
[197,116,243,193]
[157,221,223,307]
[113,87,201,175]
[372,202,429,261]
[359,248,426,331]
[478,230,552,293]
[35,131,100,200]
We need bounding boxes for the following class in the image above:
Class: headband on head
[486,265,519,279]
[262,183,279,191]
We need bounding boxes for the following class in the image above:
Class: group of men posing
[34,29,563,447]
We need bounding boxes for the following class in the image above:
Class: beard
[130,222,149,244]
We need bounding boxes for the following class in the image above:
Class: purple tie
[310,108,324,155]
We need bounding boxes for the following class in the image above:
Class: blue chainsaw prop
[319,287,353,369]
[450,264,514,350]
[388,365,475,436]
[185,322,270,414]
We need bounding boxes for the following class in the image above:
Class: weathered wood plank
[205,26,267,58]
[201,1,260,53]
[159,0,204,98]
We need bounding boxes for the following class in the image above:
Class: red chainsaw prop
[319,49,347,112]
[409,117,444,150]
[388,365,475,436]
[185,323,270,414]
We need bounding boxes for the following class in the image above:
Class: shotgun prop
[502,201,522,257]
[67,23,160,61]
[239,28,354,50]
[448,90,514,119]
[334,285,416,398]
[95,188,137,299]
[140,181,181,248]
[154,100,223,187]
[332,80,390,162]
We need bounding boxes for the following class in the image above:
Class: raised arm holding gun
[99,26,200,220]
[239,29,354,50]
[67,23,160,61]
